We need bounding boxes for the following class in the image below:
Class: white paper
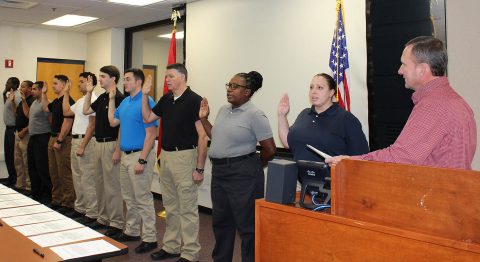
[50,239,120,260]
[14,219,84,237]
[29,227,104,247]
[0,197,39,209]
[2,211,66,227]
[0,188,17,195]
[306,144,332,159]
[0,204,51,218]
[0,193,26,202]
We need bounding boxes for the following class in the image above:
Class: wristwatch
[195,168,204,174]
[138,158,147,165]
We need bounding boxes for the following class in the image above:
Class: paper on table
[14,219,84,237]
[0,197,39,209]
[29,227,104,247]
[0,188,17,195]
[306,144,332,159]
[0,193,26,202]
[2,211,66,227]
[50,239,120,260]
[0,204,51,218]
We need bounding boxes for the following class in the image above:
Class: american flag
[329,1,350,111]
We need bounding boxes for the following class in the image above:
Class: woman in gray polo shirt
[199,71,276,262]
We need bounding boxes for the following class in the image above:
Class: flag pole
[156,10,181,219]
[335,0,341,102]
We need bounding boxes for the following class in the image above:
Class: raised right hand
[278,93,290,116]
[199,97,210,119]
[86,75,94,93]
[64,80,71,93]
[108,85,117,99]
[42,82,48,94]
[142,75,152,95]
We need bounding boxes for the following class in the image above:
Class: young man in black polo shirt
[142,63,208,262]
[14,80,35,192]
[83,65,125,238]
[41,75,75,213]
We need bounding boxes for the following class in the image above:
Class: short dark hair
[22,80,34,88]
[314,73,337,96]
[166,63,188,81]
[236,71,263,97]
[79,72,97,86]
[125,68,145,84]
[100,65,120,84]
[54,75,69,83]
[8,77,20,90]
[406,36,447,76]
[34,81,44,89]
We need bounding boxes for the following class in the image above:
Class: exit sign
[5,59,13,68]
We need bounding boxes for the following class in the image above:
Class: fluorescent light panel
[43,15,98,27]
[108,0,166,6]
[158,31,184,39]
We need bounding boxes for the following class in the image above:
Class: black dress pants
[4,126,16,186]
[28,133,51,201]
[211,155,264,262]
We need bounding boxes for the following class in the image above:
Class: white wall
[143,38,184,99]
[446,0,480,170]
[86,28,125,94]
[186,0,368,149]
[0,25,87,162]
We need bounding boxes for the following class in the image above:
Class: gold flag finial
[171,10,181,28]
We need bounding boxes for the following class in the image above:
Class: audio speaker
[265,159,297,204]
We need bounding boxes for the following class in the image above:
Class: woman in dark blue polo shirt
[278,73,369,162]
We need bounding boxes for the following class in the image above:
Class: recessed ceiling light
[43,14,98,27]
[158,31,184,39]
[108,0,167,6]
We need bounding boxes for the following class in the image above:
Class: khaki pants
[93,141,124,229]
[48,136,75,207]
[14,133,30,190]
[159,149,200,261]
[120,150,156,242]
[71,137,98,218]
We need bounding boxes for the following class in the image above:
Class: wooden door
[143,65,157,100]
[36,58,85,101]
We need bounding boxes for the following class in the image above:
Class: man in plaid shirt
[327,36,476,170]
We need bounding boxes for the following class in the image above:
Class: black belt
[162,145,197,152]
[124,149,141,155]
[210,152,256,165]
[6,126,15,129]
[51,133,71,138]
[72,134,85,139]
[96,137,116,143]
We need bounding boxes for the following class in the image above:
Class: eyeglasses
[225,82,248,90]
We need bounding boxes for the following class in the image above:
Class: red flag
[157,29,176,157]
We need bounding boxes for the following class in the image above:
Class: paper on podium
[306,144,332,159]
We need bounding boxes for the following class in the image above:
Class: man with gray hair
[327,36,477,170]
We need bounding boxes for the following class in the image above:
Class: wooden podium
[255,159,480,261]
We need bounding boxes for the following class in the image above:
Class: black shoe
[135,241,158,254]
[57,206,74,215]
[176,258,197,262]
[85,219,107,230]
[104,226,122,237]
[46,202,62,210]
[151,249,180,260]
[66,210,84,218]
[76,216,93,224]
[111,233,141,242]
